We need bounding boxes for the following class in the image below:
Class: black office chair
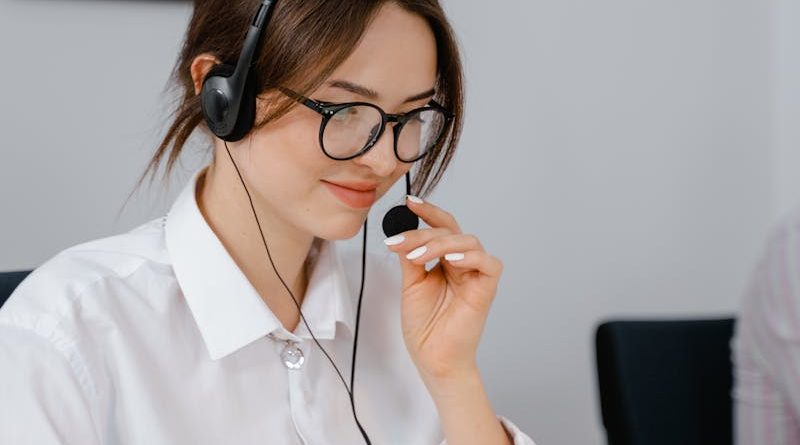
[0,270,33,308]
[595,318,736,445]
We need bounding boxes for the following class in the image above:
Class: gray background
[1,0,798,444]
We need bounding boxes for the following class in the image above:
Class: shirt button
[280,341,305,370]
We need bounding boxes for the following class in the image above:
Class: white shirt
[733,208,800,445]
[0,166,534,445]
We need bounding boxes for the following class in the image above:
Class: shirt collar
[164,166,356,361]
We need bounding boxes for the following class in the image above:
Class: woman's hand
[384,195,504,385]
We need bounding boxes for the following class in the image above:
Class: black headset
[198,2,423,443]
[200,1,271,142]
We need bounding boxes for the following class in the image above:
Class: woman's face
[222,3,438,241]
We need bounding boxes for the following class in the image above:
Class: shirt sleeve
[497,415,537,444]
[733,221,800,445]
[436,415,536,445]
[0,323,102,445]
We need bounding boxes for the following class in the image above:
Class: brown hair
[138,0,464,198]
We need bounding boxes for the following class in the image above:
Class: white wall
[0,1,792,444]
[0,0,197,270]
[771,0,800,222]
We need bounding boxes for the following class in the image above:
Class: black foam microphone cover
[382,205,419,238]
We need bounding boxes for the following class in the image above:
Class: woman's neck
[195,162,315,333]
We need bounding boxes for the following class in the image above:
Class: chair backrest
[595,318,735,445]
[0,270,33,308]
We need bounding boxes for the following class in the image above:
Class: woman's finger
[441,250,504,279]
[383,227,453,252]
[385,228,453,288]
[399,233,484,265]
[404,195,462,234]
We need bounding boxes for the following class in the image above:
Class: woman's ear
[190,54,222,95]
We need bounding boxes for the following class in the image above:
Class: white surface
[0,1,796,443]
[771,0,800,222]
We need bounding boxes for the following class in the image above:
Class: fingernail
[445,253,465,261]
[384,235,405,246]
[406,195,424,204]
[406,245,427,260]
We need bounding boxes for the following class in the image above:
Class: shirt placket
[268,336,311,445]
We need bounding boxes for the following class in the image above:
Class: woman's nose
[354,124,398,176]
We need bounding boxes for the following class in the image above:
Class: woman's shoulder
[736,206,800,347]
[752,207,800,288]
[0,216,174,331]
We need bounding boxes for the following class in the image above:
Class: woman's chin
[313,211,370,241]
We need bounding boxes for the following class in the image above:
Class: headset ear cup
[226,70,258,142]
[200,64,236,138]
[200,64,258,142]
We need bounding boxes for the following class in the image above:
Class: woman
[0,1,534,444]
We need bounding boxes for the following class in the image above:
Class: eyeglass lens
[322,105,447,161]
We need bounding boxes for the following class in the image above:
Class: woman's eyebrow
[326,80,436,104]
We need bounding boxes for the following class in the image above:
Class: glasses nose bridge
[365,111,401,149]
[370,117,395,150]
[384,113,404,138]
[385,113,401,122]
[358,118,398,173]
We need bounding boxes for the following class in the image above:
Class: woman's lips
[322,180,378,209]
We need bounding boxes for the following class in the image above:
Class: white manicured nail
[445,253,465,261]
[406,195,424,204]
[406,246,427,260]
[383,235,405,246]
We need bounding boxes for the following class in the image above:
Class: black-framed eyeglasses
[279,87,454,163]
